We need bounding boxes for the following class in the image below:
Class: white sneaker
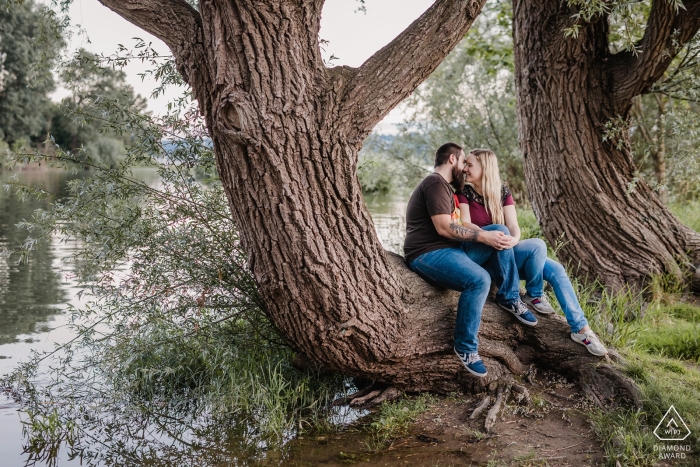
[571,330,608,356]
[523,293,555,315]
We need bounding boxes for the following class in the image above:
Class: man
[403,142,537,377]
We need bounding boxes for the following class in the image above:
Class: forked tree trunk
[513,0,700,291]
[97,0,644,402]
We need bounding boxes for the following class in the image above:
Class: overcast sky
[64,0,434,127]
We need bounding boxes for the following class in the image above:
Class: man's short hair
[434,142,463,167]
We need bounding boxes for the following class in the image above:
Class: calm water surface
[0,171,410,466]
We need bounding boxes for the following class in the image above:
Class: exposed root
[545,390,575,402]
[350,390,382,407]
[367,387,402,407]
[485,385,510,432]
[597,364,643,410]
[526,365,539,386]
[480,340,529,375]
[332,383,383,407]
[510,383,530,405]
[581,382,604,409]
[469,396,491,419]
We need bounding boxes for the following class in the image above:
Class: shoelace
[538,294,551,305]
[467,352,482,364]
[514,300,530,315]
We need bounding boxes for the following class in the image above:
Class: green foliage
[48,49,148,167]
[1,57,344,463]
[360,0,524,200]
[357,133,428,194]
[0,0,65,144]
[669,199,700,231]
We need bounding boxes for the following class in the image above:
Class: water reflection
[0,170,85,346]
[0,169,412,466]
[363,189,409,255]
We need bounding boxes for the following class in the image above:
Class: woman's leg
[543,258,589,333]
[513,238,547,298]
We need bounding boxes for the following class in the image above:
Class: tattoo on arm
[449,223,480,242]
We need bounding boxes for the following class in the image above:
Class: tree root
[485,385,511,432]
[334,384,402,409]
[596,364,643,410]
[510,383,530,405]
[350,390,382,407]
[469,396,491,419]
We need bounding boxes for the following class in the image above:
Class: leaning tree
[514,0,700,291]
[95,0,641,404]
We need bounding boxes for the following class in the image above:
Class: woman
[457,148,607,356]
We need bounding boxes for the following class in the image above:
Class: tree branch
[97,0,214,119]
[97,0,209,86]
[612,0,700,106]
[336,0,487,142]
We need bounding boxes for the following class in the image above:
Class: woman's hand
[480,230,516,250]
[503,235,519,249]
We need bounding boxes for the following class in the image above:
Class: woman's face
[464,154,482,184]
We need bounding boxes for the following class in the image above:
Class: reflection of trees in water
[0,170,82,345]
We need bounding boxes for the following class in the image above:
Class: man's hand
[479,230,515,250]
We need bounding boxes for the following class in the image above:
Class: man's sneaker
[454,348,488,377]
[498,300,538,326]
[571,330,608,356]
[522,293,556,315]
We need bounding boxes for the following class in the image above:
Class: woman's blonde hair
[468,149,504,225]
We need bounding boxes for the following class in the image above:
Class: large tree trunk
[96,0,641,402]
[513,0,700,291]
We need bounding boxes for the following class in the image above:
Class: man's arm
[432,214,512,249]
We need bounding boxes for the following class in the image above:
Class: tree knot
[216,86,261,148]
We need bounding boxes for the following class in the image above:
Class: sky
[64,0,435,129]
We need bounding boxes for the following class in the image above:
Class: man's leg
[409,248,491,375]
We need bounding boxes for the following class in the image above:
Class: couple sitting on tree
[403,143,607,378]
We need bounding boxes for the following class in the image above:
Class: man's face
[451,150,467,192]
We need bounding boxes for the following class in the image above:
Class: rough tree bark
[95,0,639,403]
[513,0,700,291]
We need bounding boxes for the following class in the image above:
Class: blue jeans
[408,224,521,354]
[512,238,589,333]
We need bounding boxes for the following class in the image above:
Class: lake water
[0,169,409,466]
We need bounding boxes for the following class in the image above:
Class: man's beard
[451,166,466,192]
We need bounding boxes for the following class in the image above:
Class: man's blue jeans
[512,238,589,333]
[408,225,521,354]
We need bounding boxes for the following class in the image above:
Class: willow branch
[612,0,700,106]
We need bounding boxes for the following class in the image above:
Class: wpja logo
[654,406,691,441]
[653,406,692,460]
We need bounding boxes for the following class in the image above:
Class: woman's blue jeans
[408,224,521,354]
[512,238,589,333]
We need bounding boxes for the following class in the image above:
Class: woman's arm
[503,205,520,246]
[459,203,483,232]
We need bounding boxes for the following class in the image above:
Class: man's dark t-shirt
[404,173,461,265]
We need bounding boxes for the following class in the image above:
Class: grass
[363,393,436,452]
[590,351,700,466]
[516,203,700,466]
[669,199,700,232]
